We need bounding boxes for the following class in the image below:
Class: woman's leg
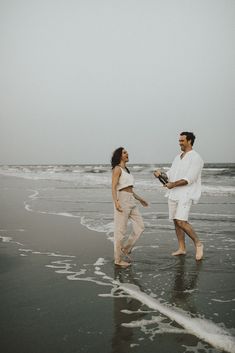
[124,206,144,253]
[113,193,130,264]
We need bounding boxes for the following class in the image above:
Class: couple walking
[111,131,204,268]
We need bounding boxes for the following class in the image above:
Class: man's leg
[172,219,186,255]
[175,220,203,260]
[168,199,186,255]
[171,199,203,260]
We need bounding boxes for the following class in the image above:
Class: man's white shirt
[166,150,204,204]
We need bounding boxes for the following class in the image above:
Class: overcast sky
[0,0,234,165]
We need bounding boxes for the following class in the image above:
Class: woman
[111,147,148,267]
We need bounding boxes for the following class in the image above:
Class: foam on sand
[116,282,235,353]
[0,235,12,242]
[86,259,235,353]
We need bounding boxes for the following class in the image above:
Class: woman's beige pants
[114,191,145,263]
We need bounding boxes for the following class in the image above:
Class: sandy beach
[0,177,116,353]
[0,171,235,353]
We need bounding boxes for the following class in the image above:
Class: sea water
[0,163,235,353]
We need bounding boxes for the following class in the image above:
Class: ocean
[0,163,235,353]
[0,163,235,239]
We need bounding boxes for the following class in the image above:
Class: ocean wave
[80,216,114,235]
[1,165,235,195]
[202,185,235,196]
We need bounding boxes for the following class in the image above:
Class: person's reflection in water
[111,267,147,353]
[171,256,202,314]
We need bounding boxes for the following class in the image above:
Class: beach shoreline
[0,174,235,353]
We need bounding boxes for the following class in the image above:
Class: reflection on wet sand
[111,267,147,353]
[171,256,202,314]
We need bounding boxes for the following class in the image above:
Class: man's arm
[165,179,188,189]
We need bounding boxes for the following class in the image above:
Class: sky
[0,0,234,165]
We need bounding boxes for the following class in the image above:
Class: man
[154,132,204,261]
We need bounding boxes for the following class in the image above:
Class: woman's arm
[133,192,148,207]
[112,167,123,212]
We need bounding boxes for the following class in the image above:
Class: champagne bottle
[154,170,168,185]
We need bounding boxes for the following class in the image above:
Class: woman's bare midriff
[119,186,133,193]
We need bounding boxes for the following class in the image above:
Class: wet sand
[0,175,235,353]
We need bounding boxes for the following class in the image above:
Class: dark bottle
[158,175,168,185]
[155,171,168,185]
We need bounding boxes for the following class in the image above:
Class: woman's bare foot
[121,248,132,261]
[114,260,131,268]
[172,249,186,256]
[195,243,204,261]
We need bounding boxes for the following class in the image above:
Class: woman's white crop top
[117,167,134,191]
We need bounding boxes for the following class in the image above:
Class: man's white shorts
[168,199,192,221]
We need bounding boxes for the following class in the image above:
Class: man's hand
[165,182,175,189]
[154,170,161,178]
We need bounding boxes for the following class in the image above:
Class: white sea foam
[190,212,235,221]
[183,341,217,353]
[116,283,235,353]
[48,252,75,258]
[211,299,235,303]
[121,309,154,315]
[43,257,112,286]
[130,343,139,348]
[122,316,163,328]
[54,212,78,218]
[1,165,234,195]
[94,258,106,266]
[24,203,32,212]
[67,275,112,286]
[0,236,12,242]
[18,248,76,258]
[24,202,80,219]
[28,189,39,199]
[202,185,235,196]
[123,316,186,336]
[81,216,114,234]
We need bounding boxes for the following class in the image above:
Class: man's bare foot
[172,249,186,256]
[114,260,131,268]
[195,243,203,261]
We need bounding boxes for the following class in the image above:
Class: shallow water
[0,164,235,352]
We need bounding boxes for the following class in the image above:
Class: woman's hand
[115,200,123,212]
[139,199,148,207]
[133,192,148,207]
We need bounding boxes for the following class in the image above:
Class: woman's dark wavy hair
[111,147,124,169]
[180,131,196,146]
[111,147,130,173]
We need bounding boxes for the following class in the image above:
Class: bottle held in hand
[155,170,168,185]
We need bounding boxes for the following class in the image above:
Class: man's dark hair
[180,131,196,146]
